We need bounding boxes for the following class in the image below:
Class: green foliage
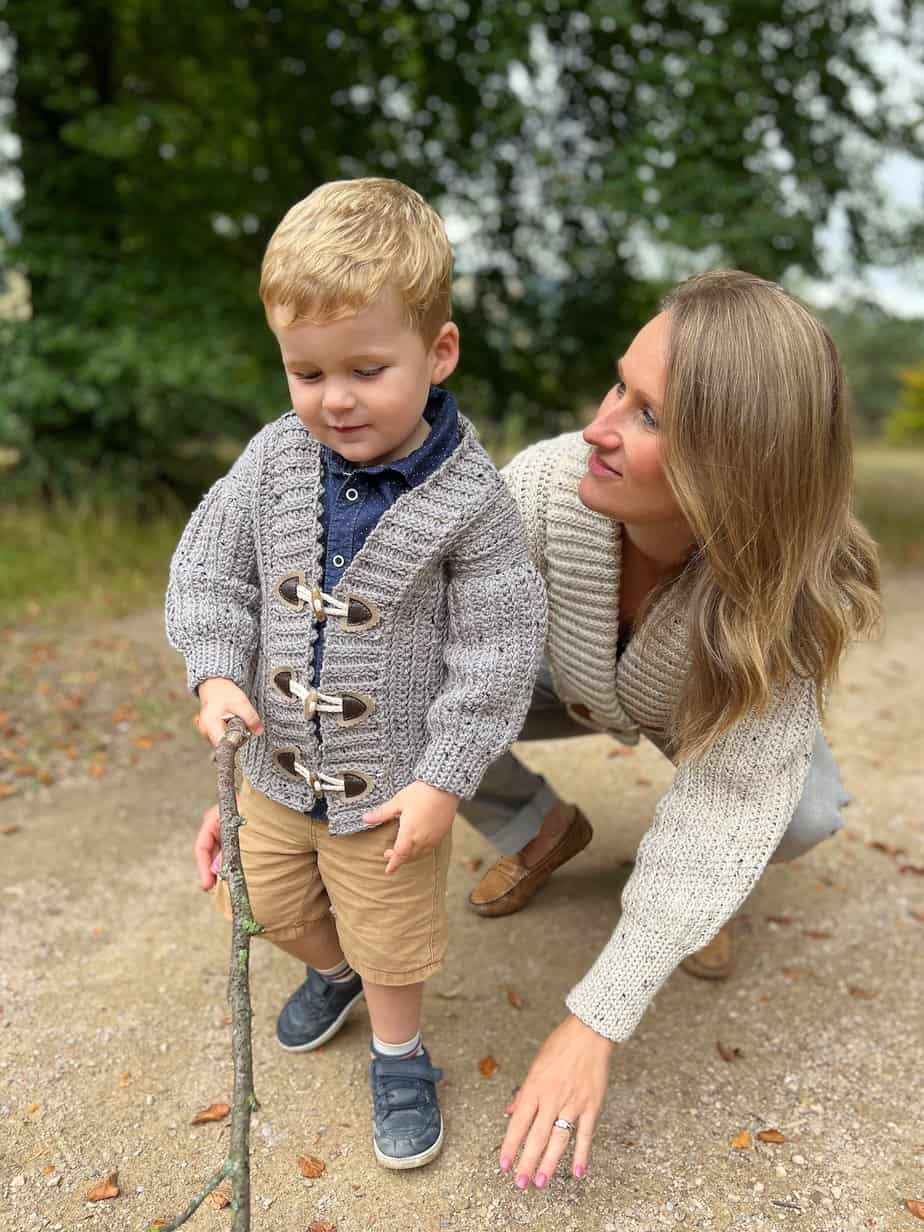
[1,0,922,499]
[821,305,924,438]
[884,364,924,445]
[853,446,924,565]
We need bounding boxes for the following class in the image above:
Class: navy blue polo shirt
[308,384,461,817]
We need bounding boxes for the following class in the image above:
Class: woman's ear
[429,322,460,384]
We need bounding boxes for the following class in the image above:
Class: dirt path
[1,574,922,1232]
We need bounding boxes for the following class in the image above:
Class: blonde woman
[462,271,880,1190]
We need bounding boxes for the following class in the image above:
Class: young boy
[166,178,546,1170]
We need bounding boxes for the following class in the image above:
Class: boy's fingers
[363,795,402,826]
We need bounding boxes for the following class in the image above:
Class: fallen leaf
[88,761,107,779]
[802,929,832,939]
[905,1199,924,1222]
[848,985,878,1000]
[731,1131,752,1150]
[756,1128,786,1144]
[190,1101,230,1125]
[868,840,906,858]
[716,1041,743,1063]
[911,910,924,925]
[14,763,37,777]
[461,856,483,872]
[635,776,652,787]
[43,1164,56,1175]
[118,1072,131,1088]
[0,823,21,834]
[766,915,794,926]
[0,784,20,799]
[781,965,813,980]
[27,1102,40,1114]
[308,1222,337,1232]
[899,865,924,877]
[297,1154,326,1178]
[478,1055,499,1078]
[86,1170,120,1201]
[506,988,524,1010]
[205,1184,231,1210]
[134,735,156,750]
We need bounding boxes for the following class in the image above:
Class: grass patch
[0,496,186,624]
[853,446,924,565]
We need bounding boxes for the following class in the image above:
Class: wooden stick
[151,717,260,1231]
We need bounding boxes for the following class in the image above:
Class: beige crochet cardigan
[503,433,818,1041]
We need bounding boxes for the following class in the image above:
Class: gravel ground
[1,573,922,1232]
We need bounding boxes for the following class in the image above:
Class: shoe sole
[276,989,364,1053]
[373,1118,444,1170]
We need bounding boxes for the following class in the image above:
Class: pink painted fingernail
[574,1164,586,1179]
[515,1173,529,1190]
[534,1172,548,1189]
[499,1155,511,1172]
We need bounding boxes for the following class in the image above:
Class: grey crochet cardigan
[166,412,547,833]
[502,433,820,1041]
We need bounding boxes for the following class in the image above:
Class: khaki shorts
[215,778,451,986]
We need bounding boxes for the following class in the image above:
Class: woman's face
[578,311,684,527]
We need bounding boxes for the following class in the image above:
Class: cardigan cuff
[184,640,252,694]
[564,919,685,1042]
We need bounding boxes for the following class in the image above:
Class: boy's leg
[213,780,364,1051]
[316,820,450,1169]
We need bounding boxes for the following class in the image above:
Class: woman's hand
[499,1013,614,1188]
[194,803,222,890]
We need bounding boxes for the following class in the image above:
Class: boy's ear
[429,322,460,384]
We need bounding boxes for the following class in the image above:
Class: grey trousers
[463,665,849,860]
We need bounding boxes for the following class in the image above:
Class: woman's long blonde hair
[658,270,880,761]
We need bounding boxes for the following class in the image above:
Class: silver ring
[553,1117,576,1132]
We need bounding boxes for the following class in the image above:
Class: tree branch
[151,717,259,1231]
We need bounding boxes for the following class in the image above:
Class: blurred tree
[885,363,924,444]
[1,0,921,497]
[821,303,924,437]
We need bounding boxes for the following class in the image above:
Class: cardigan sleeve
[165,429,266,693]
[500,437,560,579]
[565,676,819,1040]
[412,477,548,799]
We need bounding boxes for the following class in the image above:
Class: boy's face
[268,290,459,467]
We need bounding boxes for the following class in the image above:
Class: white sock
[371,1031,422,1060]
[315,959,355,984]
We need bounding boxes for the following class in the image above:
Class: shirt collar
[325,386,459,482]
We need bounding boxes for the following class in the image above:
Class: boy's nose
[322,383,357,413]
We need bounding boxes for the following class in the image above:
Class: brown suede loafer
[680,920,735,981]
[466,806,594,917]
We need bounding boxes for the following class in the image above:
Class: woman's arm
[499,675,819,1186]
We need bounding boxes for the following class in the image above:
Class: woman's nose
[583,397,622,448]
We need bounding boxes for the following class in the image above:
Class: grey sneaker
[369,1045,444,1170]
[276,967,364,1052]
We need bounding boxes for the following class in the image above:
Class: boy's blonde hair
[653,270,880,761]
[260,178,453,342]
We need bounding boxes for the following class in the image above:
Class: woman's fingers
[571,1113,595,1179]
[533,1117,577,1189]
[499,1090,538,1174]
[511,1109,559,1188]
[194,803,221,890]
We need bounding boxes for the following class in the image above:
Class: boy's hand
[195,678,263,748]
[362,781,460,875]
[194,802,222,891]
